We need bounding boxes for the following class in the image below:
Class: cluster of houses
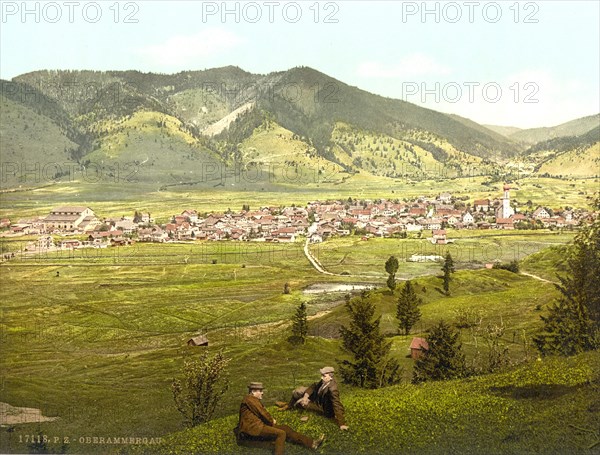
[304,185,588,243]
[0,186,595,253]
[157,207,309,243]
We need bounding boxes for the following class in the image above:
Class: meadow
[0,176,593,454]
[132,351,600,455]
[0,229,582,454]
[310,230,575,278]
[0,241,355,454]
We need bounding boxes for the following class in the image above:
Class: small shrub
[492,260,520,273]
[453,308,483,329]
[172,351,231,428]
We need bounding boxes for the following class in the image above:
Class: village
[0,186,594,256]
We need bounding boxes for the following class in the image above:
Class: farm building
[410,337,429,360]
[187,335,209,347]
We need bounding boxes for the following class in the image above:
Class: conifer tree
[289,301,309,345]
[385,255,399,292]
[396,280,422,335]
[413,320,466,383]
[339,292,401,388]
[441,252,455,296]
[534,201,600,355]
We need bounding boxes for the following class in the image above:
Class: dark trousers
[248,424,313,455]
[289,387,325,414]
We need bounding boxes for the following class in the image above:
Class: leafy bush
[453,307,483,329]
[172,351,231,428]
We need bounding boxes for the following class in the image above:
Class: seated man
[236,381,325,455]
[278,366,348,430]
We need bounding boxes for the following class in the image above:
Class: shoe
[312,434,325,450]
[275,401,289,408]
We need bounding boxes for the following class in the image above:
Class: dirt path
[520,271,558,285]
[303,238,380,280]
[303,238,335,275]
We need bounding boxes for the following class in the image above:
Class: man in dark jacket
[236,382,325,455]
[278,367,348,430]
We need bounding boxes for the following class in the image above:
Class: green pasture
[311,268,558,376]
[0,232,586,454]
[311,231,575,278]
[520,244,570,282]
[0,242,345,453]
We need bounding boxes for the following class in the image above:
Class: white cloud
[357,53,452,79]
[137,29,243,66]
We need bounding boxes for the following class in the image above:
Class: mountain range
[1,66,598,189]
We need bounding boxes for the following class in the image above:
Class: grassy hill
[257,67,520,161]
[520,244,570,282]
[535,142,600,177]
[329,122,495,179]
[5,67,599,190]
[131,350,600,455]
[0,95,78,187]
[237,118,347,186]
[2,66,529,193]
[524,126,600,177]
[81,110,223,188]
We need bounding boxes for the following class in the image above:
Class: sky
[1,0,599,128]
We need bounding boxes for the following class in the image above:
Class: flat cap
[248,382,264,390]
[319,366,335,375]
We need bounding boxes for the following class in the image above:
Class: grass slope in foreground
[135,351,600,455]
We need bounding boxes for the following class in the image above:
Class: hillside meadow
[128,351,600,455]
[0,233,585,454]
